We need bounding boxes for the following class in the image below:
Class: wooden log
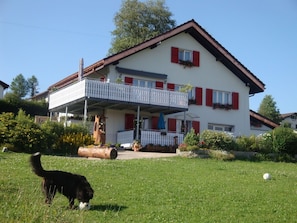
[78,147,118,159]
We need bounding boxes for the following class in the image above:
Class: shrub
[200,130,236,151]
[235,135,261,152]
[258,127,297,155]
[183,128,199,146]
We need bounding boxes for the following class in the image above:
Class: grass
[0,152,296,223]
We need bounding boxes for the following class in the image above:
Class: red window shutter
[167,83,175,91]
[193,51,200,67]
[192,121,200,134]
[125,114,134,130]
[151,116,159,130]
[232,92,239,110]
[171,47,179,63]
[206,88,213,107]
[156,81,164,89]
[124,77,133,85]
[195,87,203,105]
[168,118,176,132]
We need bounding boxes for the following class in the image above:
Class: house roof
[49,19,265,94]
[250,110,279,129]
[281,112,297,119]
[0,80,9,89]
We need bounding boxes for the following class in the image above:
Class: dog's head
[77,176,94,204]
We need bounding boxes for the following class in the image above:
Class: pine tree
[258,95,282,123]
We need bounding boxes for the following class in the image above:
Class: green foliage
[9,73,29,98]
[0,111,93,154]
[258,126,297,155]
[258,94,282,123]
[108,0,176,55]
[235,135,261,152]
[0,97,48,116]
[200,130,236,151]
[183,128,199,146]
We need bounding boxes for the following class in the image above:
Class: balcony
[49,79,189,114]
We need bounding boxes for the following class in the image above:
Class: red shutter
[125,114,134,130]
[156,81,164,89]
[171,47,179,63]
[167,83,175,91]
[192,121,200,134]
[195,87,203,105]
[206,88,213,107]
[232,92,239,110]
[124,77,133,85]
[168,118,176,132]
[193,51,200,67]
[151,116,158,130]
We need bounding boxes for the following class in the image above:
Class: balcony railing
[117,130,184,146]
[49,79,189,110]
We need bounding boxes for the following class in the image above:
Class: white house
[281,113,297,130]
[47,19,265,146]
[250,110,279,135]
[0,80,9,99]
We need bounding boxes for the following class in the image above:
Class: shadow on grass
[91,204,127,212]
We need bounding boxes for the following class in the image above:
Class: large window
[133,78,156,88]
[212,90,232,105]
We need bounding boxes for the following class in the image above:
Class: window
[174,84,195,100]
[213,90,232,105]
[133,78,156,89]
[208,123,234,133]
[171,47,200,66]
[179,49,192,62]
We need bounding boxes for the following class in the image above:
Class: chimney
[78,58,84,81]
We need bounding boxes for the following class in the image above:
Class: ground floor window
[208,123,234,132]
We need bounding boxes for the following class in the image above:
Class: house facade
[281,113,297,130]
[48,20,265,146]
[250,110,279,135]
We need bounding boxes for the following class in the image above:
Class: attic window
[179,49,192,62]
[171,47,200,67]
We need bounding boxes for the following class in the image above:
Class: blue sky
[1,0,296,113]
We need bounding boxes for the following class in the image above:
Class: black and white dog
[30,152,94,210]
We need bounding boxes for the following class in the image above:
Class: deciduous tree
[108,0,176,55]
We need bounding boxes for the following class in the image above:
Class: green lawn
[0,152,296,223]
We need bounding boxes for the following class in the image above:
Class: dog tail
[30,152,46,177]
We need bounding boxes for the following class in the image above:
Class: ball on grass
[263,173,271,180]
[79,202,91,210]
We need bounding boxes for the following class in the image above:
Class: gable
[49,19,265,95]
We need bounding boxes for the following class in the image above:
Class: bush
[258,127,297,155]
[0,110,46,153]
[183,128,199,146]
[200,130,236,151]
[0,110,94,154]
[235,135,261,152]
[208,149,235,161]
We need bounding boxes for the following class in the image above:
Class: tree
[258,95,282,123]
[28,75,39,97]
[108,0,176,55]
[9,74,29,98]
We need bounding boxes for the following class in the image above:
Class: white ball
[79,202,91,210]
[263,173,271,180]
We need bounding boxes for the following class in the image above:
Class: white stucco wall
[0,85,4,99]
[104,33,251,138]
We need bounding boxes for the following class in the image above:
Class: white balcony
[49,79,188,113]
[117,130,184,147]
